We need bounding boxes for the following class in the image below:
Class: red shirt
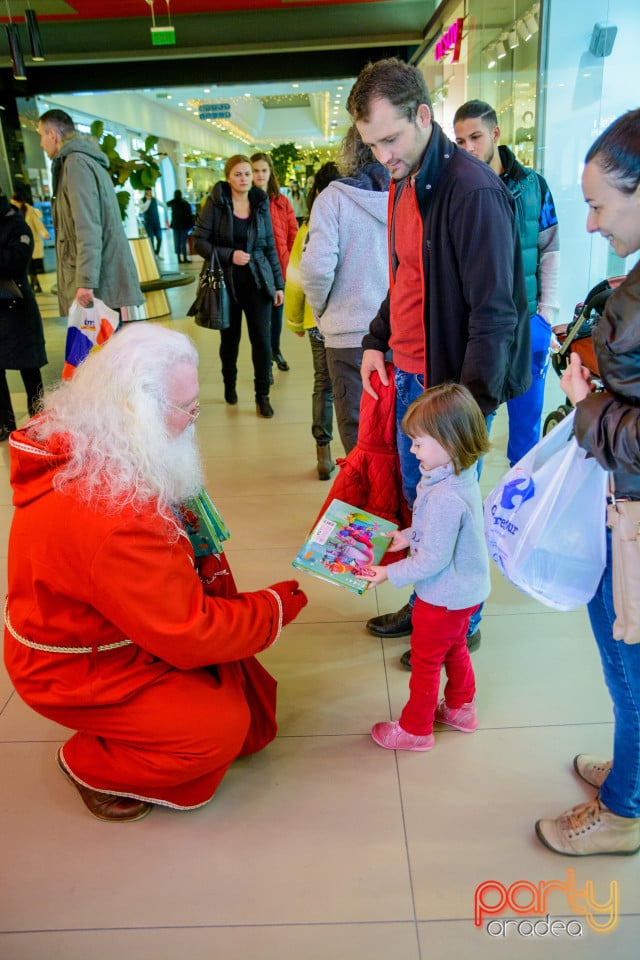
[389,178,425,375]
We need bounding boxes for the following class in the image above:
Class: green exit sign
[151,26,176,46]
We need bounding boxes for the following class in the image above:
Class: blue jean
[466,410,495,636]
[173,229,189,260]
[394,368,425,509]
[588,529,640,818]
[506,313,552,467]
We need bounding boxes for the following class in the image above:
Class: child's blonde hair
[401,382,490,474]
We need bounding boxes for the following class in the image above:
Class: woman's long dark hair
[305,162,340,221]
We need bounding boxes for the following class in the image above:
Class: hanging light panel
[6,22,26,79]
[25,9,45,61]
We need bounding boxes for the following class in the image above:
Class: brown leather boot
[57,748,153,822]
[316,443,334,480]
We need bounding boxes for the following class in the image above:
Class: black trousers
[220,279,273,398]
[0,367,43,428]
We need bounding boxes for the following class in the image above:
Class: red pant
[399,598,478,736]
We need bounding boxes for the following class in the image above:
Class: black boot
[316,443,334,481]
[0,414,17,443]
[224,383,238,405]
[400,628,482,671]
[274,352,290,372]
[256,395,274,418]
[366,602,413,638]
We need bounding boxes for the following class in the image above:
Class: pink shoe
[371,720,435,752]
[434,697,478,732]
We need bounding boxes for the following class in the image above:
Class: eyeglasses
[165,398,200,422]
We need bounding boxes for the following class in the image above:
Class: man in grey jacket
[38,110,143,318]
[301,129,390,454]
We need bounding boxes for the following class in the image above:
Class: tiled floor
[1,257,638,959]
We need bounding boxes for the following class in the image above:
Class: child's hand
[355,565,388,588]
[386,530,409,552]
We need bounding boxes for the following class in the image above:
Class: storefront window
[418,0,541,160]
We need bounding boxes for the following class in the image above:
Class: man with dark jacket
[347,58,530,649]
[167,189,194,263]
[37,110,143,318]
[454,100,560,468]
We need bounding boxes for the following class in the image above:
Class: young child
[357,382,491,752]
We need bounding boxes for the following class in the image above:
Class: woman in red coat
[252,153,298,373]
[4,323,307,821]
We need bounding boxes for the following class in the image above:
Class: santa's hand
[268,580,308,626]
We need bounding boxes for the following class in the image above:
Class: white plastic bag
[484,412,607,610]
[63,297,119,380]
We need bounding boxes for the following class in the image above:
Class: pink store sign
[434,17,464,63]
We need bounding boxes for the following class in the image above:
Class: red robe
[4,427,281,809]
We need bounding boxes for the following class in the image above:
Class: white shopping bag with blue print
[484,411,607,610]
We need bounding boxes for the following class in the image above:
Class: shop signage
[199,103,232,119]
[434,17,464,63]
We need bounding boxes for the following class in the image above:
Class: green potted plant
[90,120,164,221]
[270,142,302,186]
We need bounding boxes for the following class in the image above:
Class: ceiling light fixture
[484,46,497,69]
[496,39,507,59]
[4,2,26,80]
[25,4,44,61]
[517,18,532,41]
[508,29,519,49]
[524,13,538,35]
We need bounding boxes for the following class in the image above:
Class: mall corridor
[0,259,638,959]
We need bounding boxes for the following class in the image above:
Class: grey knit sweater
[386,462,490,609]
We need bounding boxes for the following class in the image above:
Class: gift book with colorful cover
[292,499,397,595]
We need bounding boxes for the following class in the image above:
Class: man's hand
[361,349,388,400]
[232,250,251,266]
[560,351,593,406]
[75,288,94,308]
[273,290,284,307]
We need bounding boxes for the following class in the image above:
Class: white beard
[154,424,205,505]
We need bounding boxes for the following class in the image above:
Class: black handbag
[187,250,230,330]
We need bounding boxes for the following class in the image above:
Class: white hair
[30,323,204,529]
